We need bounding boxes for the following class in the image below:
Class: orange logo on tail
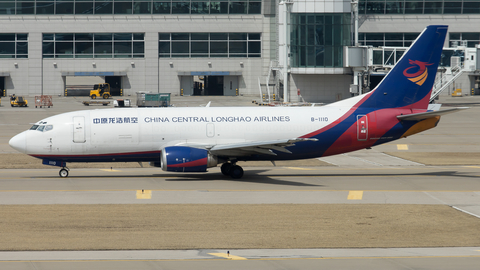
[403,60,433,86]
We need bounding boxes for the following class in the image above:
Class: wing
[208,138,318,157]
[397,107,468,121]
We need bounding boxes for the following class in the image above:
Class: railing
[430,65,464,102]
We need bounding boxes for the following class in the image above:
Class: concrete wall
[158,58,264,96]
[291,74,352,103]
[0,15,267,97]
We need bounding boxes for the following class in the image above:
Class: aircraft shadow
[30,169,322,187]
[162,170,322,187]
[269,170,478,179]
[29,170,475,186]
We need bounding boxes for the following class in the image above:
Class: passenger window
[37,125,45,132]
[30,125,39,130]
[45,125,53,131]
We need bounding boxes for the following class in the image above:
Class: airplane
[9,25,466,179]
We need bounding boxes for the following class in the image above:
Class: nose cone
[9,131,27,153]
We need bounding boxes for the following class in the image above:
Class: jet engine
[160,146,218,172]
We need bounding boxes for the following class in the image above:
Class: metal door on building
[73,116,86,143]
[356,115,368,141]
[223,76,238,96]
[180,76,194,96]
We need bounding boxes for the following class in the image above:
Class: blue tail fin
[362,25,448,109]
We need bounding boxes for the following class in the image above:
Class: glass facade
[450,32,480,47]
[159,32,261,58]
[0,0,261,15]
[290,13,351,68]
[359,32,420,47]
[360,32,480,48]
[373,47,464,67]
[42,33,144,58]
[359,0,480,15]
[0,33,28,58]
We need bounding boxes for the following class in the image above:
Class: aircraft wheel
[221,163,233,176]
[230,165,244,179]
[91,95,96,99]
[59,168,69,178]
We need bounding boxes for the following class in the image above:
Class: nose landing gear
[59,167,69,178]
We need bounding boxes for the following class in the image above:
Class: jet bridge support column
[279,0,293,103]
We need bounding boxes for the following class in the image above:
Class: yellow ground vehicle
[10,95,28,107]
[90,83,111,99]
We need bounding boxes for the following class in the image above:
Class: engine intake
[161,146,217,172]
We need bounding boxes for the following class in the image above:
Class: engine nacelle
[161,146,218,172]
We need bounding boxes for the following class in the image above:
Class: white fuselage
[17,104,353,159]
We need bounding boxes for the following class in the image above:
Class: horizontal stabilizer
[397,107,468,121]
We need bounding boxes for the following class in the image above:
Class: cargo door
[357,115,368,141]
[73,116,86,143]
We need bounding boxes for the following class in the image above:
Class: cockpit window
[30,124,53,132]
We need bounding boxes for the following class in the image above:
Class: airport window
[96,2,113,14]
[0,33,28,58]
[0,0,261,15]
[359,0,480,15]
[358,32,420,47]
[42,33,144,58]
[159,32,261,58]
[449,32,480,47]
[290,13,350,68]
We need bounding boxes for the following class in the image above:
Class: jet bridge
[344,45,478,99]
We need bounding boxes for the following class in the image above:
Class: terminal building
[0,0,479,103]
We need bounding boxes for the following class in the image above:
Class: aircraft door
[180,76,194,96]
[224,76,238,96]
[356,115,368,141]
[206,123,215,137]
[73,116,86,143]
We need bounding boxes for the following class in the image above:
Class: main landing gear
[59,167,69,178]
[221,162,244,179]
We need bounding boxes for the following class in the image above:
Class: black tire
[103,94,109,99]
[91,95,96,99]
[59,168,69,178]
[230,165,244,179]
[221,163,233,176]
